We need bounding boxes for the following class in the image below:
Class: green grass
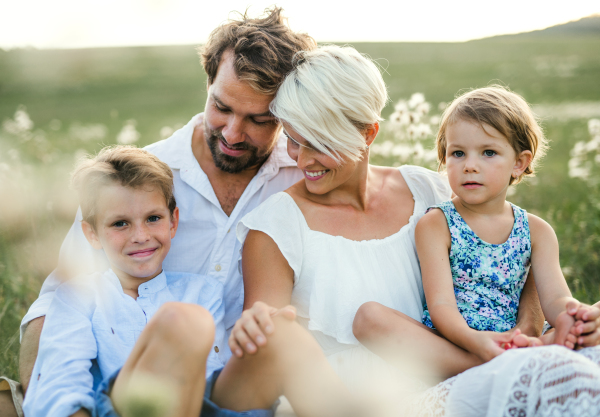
[1,37,599,379]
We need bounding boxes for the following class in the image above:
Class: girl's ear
[513,150,533,178]
[82,221,103,250]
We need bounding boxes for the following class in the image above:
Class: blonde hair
[270,45,388,162]
[436,85,548,184]
[71,146,176,227]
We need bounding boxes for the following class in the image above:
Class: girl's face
[445,119,531,207]
[282,122,361,195]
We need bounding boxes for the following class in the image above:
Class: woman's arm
[417,211,513,362]
[228,230,296,357]
[514,270,545,337]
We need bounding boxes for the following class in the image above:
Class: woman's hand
[228,301,296,358]
[569,303,600,348]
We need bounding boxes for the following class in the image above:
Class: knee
[353,302,388,341]
[148,302,215,351]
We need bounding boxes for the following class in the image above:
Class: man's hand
[228,301,296,358]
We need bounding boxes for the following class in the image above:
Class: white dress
[237,165,600,416]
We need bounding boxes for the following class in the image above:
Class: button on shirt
[21,113,304,363]
[23,269,225,417]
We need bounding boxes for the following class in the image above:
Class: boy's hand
[570,303,600,348]
[229,301,296,358]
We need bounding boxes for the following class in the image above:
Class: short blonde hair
[270,45,388,162]
[71,146,176,227]
[436,85,547,184]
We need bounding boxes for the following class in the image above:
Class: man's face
[203,51,281,173]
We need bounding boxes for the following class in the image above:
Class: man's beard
[205,127,272,174]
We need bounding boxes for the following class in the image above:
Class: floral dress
[421,200,531,332]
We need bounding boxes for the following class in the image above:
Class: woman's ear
[365,122,380,148]
[82,221,103,250]
[513,150,533,178]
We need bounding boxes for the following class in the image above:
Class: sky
[1,0,599,49]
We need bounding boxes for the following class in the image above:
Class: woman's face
[282,122,361,195]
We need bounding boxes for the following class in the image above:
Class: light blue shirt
[23,269,226,417]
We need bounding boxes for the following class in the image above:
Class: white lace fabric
[412,346,600,417]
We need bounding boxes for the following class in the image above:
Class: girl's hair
[71,145,176,227]
[270,45,388,162]
[436,85,548,184]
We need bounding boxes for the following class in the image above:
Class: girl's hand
[228,301,296,358]
[472,330,518,362]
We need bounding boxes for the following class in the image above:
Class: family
[3,7,600,417]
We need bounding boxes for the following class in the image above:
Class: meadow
[1,34,600,380]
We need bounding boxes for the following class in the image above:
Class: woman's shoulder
[237,191,307,244]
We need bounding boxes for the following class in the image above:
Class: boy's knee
[353,302,387,340]
[149,303,215,349]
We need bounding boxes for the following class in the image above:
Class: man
[0,7,314,416]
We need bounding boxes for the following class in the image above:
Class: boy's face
[82,184,178,285]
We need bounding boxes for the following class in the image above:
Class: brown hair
[199,7,316,95]
[71,146,176,227]
[436,85,548,184]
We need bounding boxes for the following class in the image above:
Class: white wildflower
[160,126,174,139]
[438,102,447,112]
[589,119,600,136]
[70,123,108,142]
[416,102,430,116]
[117,120,141,145]
[429,115,441,126]
[394,100,409,114]
[49,119,62,131]
[408,93,425,109]
[3,107,34,136]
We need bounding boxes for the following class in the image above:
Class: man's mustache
[210,132,251,151]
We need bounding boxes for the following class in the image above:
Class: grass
[1,36,599,380]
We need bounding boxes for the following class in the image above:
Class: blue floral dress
[421,200,532,332]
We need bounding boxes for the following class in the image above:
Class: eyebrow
[212,94,275,118]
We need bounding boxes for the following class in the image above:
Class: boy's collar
[105,268,168,295]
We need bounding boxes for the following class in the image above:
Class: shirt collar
[105,268,168,295]
[153,113,297,177]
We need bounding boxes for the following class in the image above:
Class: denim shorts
[96,367,277,417]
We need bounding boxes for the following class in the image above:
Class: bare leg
[111,302,214,417]
[353,302,482,382]
[19,316,45,395]
[0,390,18,417]
[212,316,358,417]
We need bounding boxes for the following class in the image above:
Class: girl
[417,86,599,362]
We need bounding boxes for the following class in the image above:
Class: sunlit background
[1,0,600,382]
[1,0,599,48]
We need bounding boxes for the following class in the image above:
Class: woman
[233,45,600,415]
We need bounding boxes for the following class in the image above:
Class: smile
[128,248,158,258]
[218,138,248,157]
[304,170,329,181]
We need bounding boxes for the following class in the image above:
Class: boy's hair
[436,85,548,184]
[199,7,316,95]
[71,146,176,227]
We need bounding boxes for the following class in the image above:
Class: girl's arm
[528,215,578,332]
[416,210,514,362]
[228,229,295,357]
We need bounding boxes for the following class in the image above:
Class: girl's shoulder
[527,212,557,241]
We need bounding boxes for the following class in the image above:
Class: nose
[132,224,150,243]
[221,115,245,146]
[295,146,316,169]
[463,154,479,173]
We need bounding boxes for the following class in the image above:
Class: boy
[23,146,226,416]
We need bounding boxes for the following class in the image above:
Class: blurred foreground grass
[1,36,599,379]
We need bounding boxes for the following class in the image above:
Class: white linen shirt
[23,269,225,417]
[21,113,303,363]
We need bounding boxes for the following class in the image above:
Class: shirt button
[214,346,219,353]
[215,264,221,272]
